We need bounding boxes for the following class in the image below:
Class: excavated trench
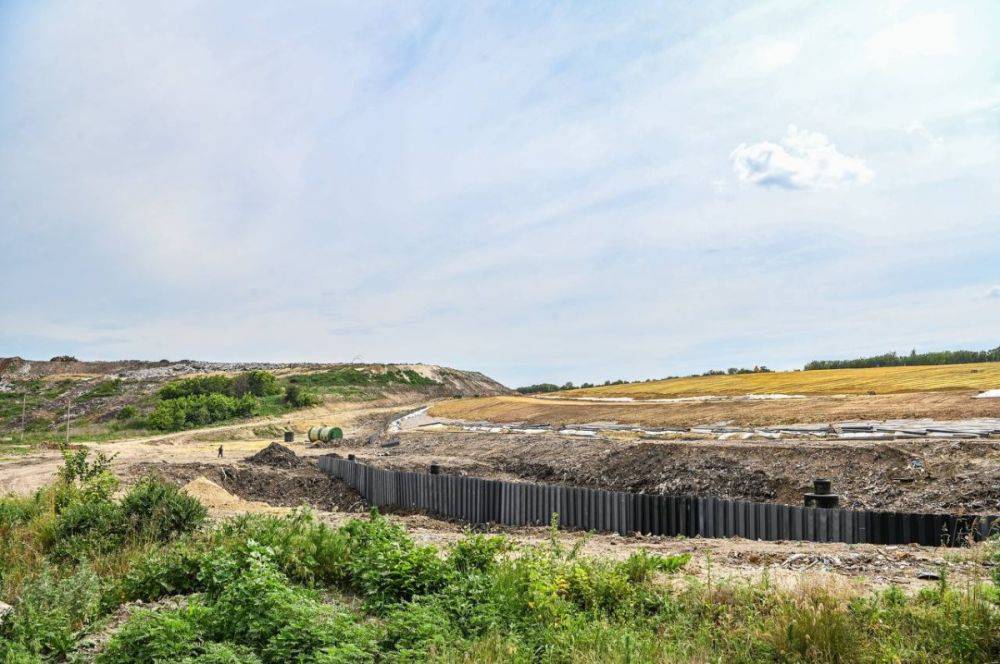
[350,431,1000,514]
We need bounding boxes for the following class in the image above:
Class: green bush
[147,394,259,431]
[159,372,280,400]
[81,379,122,400]
[380,599,461,661]
[233,371,281,398]
[159,375,235,399]
[122,543,204,602]
[2,567,103,660]
[50,499,126,560]
[283,384,319,408]
[120,478,207,542]
[341,513,450,610]
[260,602,376,664]
[115,404,139,421]
[97,604,207,664]
[180,642,263,664]
[0,495,43,532]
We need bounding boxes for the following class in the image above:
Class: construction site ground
[1,393,998,594]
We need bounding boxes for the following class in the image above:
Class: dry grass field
[429,363,1000,427]
[427,391,1000,427]
[557,362,1000,399]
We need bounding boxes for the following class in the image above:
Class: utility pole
[21,393,26,443]
[65,397,71,446]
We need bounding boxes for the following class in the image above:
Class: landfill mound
[246,442,305,468]
[134,461,367,512]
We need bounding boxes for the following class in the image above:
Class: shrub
[233,371,281,398]
[3,567,103,660]
[260,603,376,664]
[283,384,319,408]
[50,499,126,560]
[97,604,207,664]
[147,394,258,431]
[81,379,122,400]
[180,642,262,664]
[120,478,207,541]
[341,514,450,610]
[116,404,139,421]
[380,599,461,661]
[159,375,235,399]
[122,542,204,602]
[448,533,511,574]
[204,553,305,649]
[57,448,118,504]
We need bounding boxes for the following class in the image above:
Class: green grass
[287,367,438,391]
[80,380,122,401]
[2,453,999,662]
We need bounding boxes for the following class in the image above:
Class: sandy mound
[246,442,304,468]
[182,476,269,511]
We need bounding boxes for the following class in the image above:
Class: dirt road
[0,396,420,495]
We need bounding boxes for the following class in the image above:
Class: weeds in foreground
[0,455,998,663]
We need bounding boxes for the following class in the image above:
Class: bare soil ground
[429,392,1000,428]
[2,387,998,593]
[341,430,1000,514]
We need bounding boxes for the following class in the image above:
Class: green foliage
[287,367,438,390]
[147,393,258,431]
[2,566,104,660]
[283,384,320,408]
[381,599,461,661]
[122,542,204,601]
[120,478,207,541]
[97,604,207,664]
[159,372,282,400]
[57,447,118,504]
[180,642,263,664]
[115,404,139,421]
[806,345,1000,370]
[81,379,122,400]
[340,513,450,611]
[5,465,1000,664]
[232,370,282,398]
[51,499,127,561]
[48,476,205,563]
[515,382,562,394]
[159,375,236,399]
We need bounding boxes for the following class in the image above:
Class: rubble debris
[246,442,305,468]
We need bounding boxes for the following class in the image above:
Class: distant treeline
[515,380,629,394]
[804,347,1000,371]
[515,366,773,394]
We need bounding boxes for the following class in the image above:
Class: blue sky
[1,1,998,387]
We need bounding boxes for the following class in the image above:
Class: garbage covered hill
[0,356,510,444]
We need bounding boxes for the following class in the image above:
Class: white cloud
[989,286,1000,299]
[748,39,800,72]
[730,125,874,191]
[905,120,943,146]
[867,13,957,66]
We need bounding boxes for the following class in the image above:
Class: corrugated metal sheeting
[317,457,998,547]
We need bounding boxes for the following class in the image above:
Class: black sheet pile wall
[317,457,998,547]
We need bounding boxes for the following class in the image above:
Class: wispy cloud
[730,125,874,191]
[1,1,998,385]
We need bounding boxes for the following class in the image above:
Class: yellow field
[555,363,1000,399]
